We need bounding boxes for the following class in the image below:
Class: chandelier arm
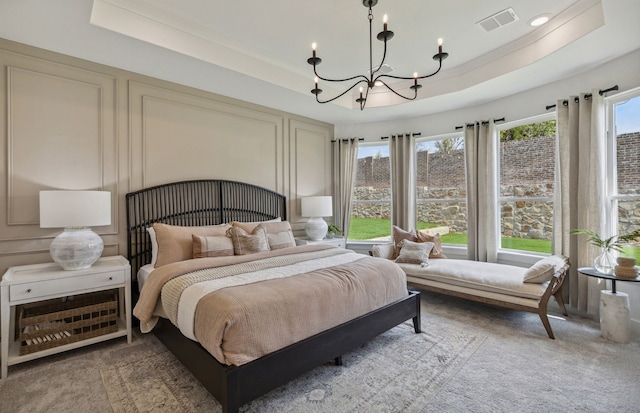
[315,79,370,104]
[313,66,371,84]
[374,59,444,81]
[375,79,418,101]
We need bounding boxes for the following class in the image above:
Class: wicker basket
[18,291,118,355]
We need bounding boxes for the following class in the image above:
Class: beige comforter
[133,245,408,366]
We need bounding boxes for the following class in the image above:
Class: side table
[1,256,131,379]
[578,267,639,343]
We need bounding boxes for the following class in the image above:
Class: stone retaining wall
[352,132,640,239]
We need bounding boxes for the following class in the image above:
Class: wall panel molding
[129,81,286,193]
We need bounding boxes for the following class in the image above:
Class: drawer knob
[109,276,113,280]
[26,288,32,293]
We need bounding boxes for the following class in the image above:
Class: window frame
[495,113,557,258]
[605,86,640,242]
[414,131,466,249]
[347,141,392,242]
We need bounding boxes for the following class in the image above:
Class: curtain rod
[331,138,364,142]
[380,132,421,140]
[454,117,505,131]
[545,84,618,110]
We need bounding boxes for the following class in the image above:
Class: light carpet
[100,320,484,412]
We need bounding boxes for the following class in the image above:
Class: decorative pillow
[395,240,434,265]
[233,220,295,250]
[153,222,231,268]
[147,226,158,267]
[416,231,448,259]
[392,225,417,259]
[192,234,234,258]
[226,224,270,255]
[523,255,568,283]
[268,231,296,250]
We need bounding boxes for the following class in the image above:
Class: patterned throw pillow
[226,224,270,255]
[394,240,434,266]
[415,231,448,259]
[392,225,418,259]
[233,220,296,250]
[192,234,234,258]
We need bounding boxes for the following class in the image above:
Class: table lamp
[301,196,332,241]
[39,190,111,270]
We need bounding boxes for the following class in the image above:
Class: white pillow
[147,226,158,267]
[524,255,568,283]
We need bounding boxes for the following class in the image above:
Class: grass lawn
[349,218,553,254]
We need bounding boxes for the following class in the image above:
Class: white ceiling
[1,0,639,125]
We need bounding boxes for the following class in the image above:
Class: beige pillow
[230,218,282,233]
[234,220,295,250]
[153,222,231,267]
[392,225,417,259]
[416,231,448,259]
[227,224,270,255]
[395,240,434,265]
[192,234,234,258]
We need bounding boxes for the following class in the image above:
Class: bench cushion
[397,259,548,300]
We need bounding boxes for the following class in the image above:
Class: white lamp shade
[301,196,333,218]
[39,190,111,270]
[40,190,111,228]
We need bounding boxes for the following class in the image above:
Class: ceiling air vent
[477,8,519,32]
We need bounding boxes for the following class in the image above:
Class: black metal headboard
[126,180,287,277]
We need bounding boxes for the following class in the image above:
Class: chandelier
[307,0,449,110]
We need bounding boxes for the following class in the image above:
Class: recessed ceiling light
[529,14,551,27]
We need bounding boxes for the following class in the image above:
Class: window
[498,117,556,254]
[348,143,392,241]
[607,90,640,261]
[414,134,467,245]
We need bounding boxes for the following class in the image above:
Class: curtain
[464,120,498,262]
[331,138,359,239]
[553,91,606,314]
[389,134,416,231]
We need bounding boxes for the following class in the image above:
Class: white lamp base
[50,227,104,270]
[305,217,328,241]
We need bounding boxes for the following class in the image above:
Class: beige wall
[0,38,334,274]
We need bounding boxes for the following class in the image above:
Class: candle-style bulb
[312,42,317,50]
[438,38,443,46]
[314,77,319,85]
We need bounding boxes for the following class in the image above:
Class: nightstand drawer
[9,270,125,302]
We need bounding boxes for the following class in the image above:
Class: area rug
[101,320,485,412]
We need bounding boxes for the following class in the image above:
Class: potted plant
[326,225,343,239]
[571,229,640,274]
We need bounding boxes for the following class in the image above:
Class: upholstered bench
[371,243,569,339]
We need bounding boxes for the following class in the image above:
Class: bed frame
[126,179,421,413]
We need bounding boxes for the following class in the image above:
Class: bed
[126,179,420,413]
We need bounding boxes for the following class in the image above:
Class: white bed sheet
[137,264,155,292]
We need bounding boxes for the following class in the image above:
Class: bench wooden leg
[538,310,555,339]
[554,291,568,316]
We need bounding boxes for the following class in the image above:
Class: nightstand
[295,237,346,249]
[1,256,131,379]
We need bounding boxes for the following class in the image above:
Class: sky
[357,95,640,158]
[616,95,640,135]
